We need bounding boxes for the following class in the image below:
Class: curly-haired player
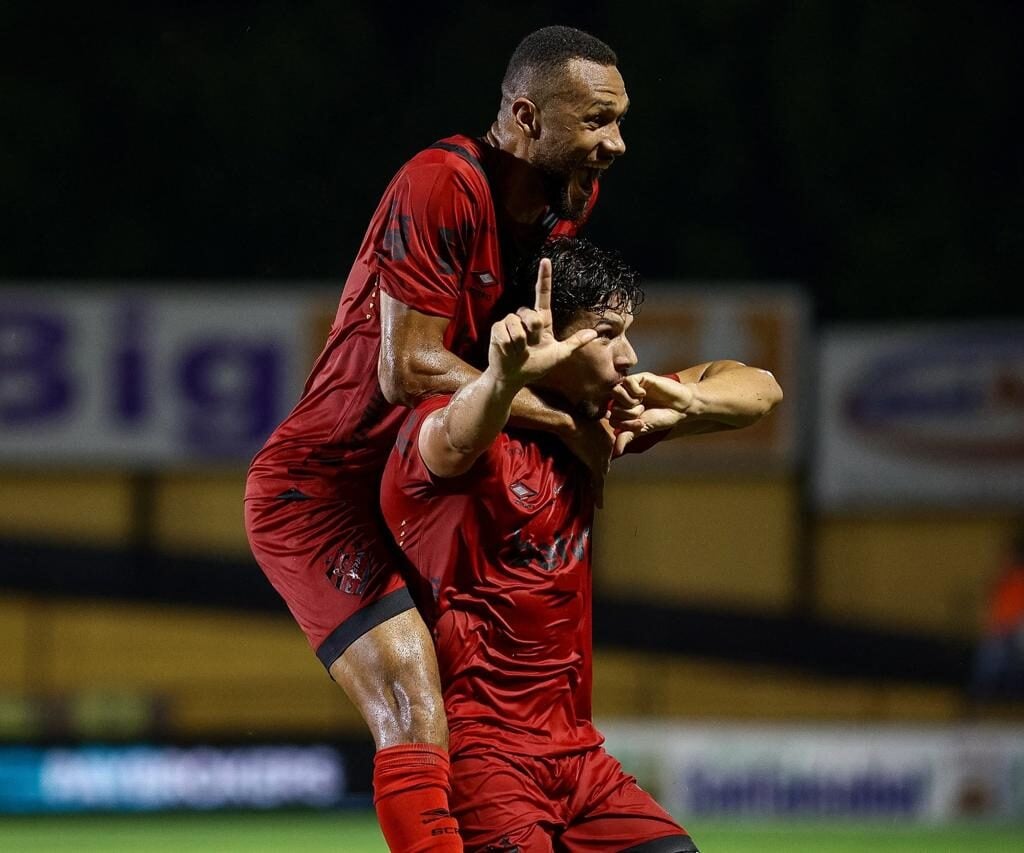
[381,237,783,852]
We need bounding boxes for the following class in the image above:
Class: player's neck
[484,125,549,226]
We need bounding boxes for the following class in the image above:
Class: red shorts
[450,747,696,853]
[244,491,413,670]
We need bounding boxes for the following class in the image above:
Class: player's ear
[511,97,541,140]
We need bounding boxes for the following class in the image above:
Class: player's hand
[611,373,697,435]
[488,259,598,386]
[562,416,614,508]
[609,376,646,429]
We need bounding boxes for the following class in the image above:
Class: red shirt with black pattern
[246,135,597,499]
[380,394,602,758]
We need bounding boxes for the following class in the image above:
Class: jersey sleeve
[390,395,505,496]
[375,161,479,319]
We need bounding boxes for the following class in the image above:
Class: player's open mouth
[575,167,601,195]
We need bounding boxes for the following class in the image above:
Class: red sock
[373,743,463,852]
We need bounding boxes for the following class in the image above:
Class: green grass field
[1,812,1022,852]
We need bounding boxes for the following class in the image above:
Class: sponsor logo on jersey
[506,527,590,572]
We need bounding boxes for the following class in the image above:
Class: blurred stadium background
[2,3,1023,850]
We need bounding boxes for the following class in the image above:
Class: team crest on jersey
[325,549,370,595]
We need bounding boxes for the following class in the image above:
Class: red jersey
[246,135,597,499]
[380,395,602,758]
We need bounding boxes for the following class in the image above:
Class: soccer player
[244,26,628,851]
[380,237,783,852]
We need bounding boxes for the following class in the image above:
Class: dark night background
[3,10,1024,829]
[3,1,1021,321]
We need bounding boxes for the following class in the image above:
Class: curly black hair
[502,26,618,107]
[516,237,644,335]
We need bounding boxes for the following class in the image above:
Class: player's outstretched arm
[418,259,597,478]
[612,361,782,453]
[380,290,614,490]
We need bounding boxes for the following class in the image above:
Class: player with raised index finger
[381,237,783,852]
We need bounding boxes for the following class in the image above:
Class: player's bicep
[667,363,712,385]
[378,294,451,402]
[417,412,453,477]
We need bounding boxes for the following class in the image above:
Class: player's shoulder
[405,394,452,435]
[400,135,491,192]
[392,394,452,467]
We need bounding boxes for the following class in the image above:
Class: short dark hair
[517,236,644,335]
[502,26,618,107]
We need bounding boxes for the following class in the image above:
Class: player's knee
[386,667,448,747]
[334,664,448,749]
[330,609,449,748]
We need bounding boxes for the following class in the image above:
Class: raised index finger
[534,258,552,313]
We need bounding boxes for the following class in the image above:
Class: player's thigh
[562,749,697,853]
[330,607,446,748]
[245,495,413,662]
[450,752,559,853]
[246,496,444,745]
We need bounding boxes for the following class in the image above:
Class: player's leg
[560,748,698,853]
[330,609,460,852]
[449,751,560,852]
[245,495,459,851]
[329,607,447,748]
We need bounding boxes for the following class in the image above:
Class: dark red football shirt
[381,394,602,758]
[246,135,597,499]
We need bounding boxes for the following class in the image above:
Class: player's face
[532,60,629,221]
[548,303,638,419]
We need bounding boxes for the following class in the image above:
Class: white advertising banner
[0,284,805,470]
[0,744,346,812]
[814,324,1024,509]
[0,287,316,466]
[600,721,1024,823]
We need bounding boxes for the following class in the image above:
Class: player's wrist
[484,365,526,400]
[671,382,703,416]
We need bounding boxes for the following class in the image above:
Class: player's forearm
[672,361,782,429]
[385,346,578,443]
[442,367,522,454]
[418,368,523,478]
